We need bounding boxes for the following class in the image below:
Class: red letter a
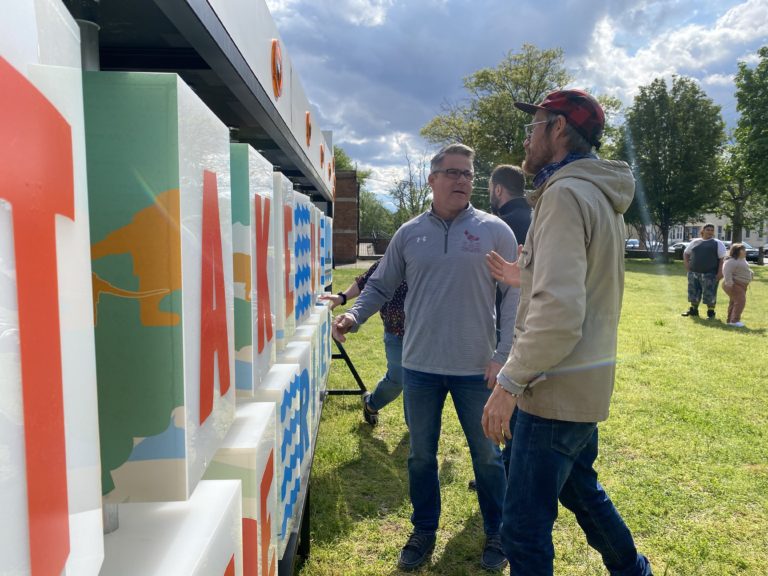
[200,170,231,424]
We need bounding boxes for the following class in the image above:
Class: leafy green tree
[595,95,624,160]
[421,44,571,187]
[359,188,394,238]
[621,76,725,256]
[334,145,371,184]
[334,145,393,238]
[718,46,768,242]
[717,144,767,243]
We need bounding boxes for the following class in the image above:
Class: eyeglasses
[523,120,549,139]
[432,168,475,181]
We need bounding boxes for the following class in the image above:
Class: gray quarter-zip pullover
[348,204,518,375]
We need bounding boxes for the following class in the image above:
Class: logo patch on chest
[462,229,481,253]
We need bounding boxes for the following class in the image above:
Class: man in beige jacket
[482,89,653,575]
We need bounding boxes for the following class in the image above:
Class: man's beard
[489,194,500,212]
[523,138,555,177]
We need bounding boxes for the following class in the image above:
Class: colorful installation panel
[306,303,332,393]
[251,363,301,558]
[253,157,278,394]
[324,216,334,286]
[276,340,312,480]
[85,71,235,503]
[272,173,296,351]
[293,192,313,326]
[309,206,320,297]
[292,324,321,442]
[101,480,243,576]
[319,215,327,288]
[231,144,276,396]
[204,402,278,576]
[0,2,104,574]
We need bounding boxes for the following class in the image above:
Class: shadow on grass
[625,259,687,277]
[378,511,492,576]
[308,421,411,547]
[429,511,502,576]
[686,316,767,334]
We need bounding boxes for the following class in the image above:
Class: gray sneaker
[481,534,508,571]
[362,392,378,426]
[397,532,436,571]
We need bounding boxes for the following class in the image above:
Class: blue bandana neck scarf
[532,152,597,189]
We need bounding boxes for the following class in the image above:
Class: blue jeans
[368,333,405,422]
[502,409,652,576]
[403,368,505,535]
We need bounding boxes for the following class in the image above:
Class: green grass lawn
[298,260,768,575]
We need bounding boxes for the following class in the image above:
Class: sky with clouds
[265,0,768,200]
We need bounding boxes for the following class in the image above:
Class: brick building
[333,170,359,264]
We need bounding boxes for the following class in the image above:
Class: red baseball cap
[515,89,605,149]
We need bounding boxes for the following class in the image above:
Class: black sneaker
[362,392,378,426]
[707,309,716,319]
[468,479,477,491]
[481,534,508,571]
[681,307,699,317]
[397,532,436,571]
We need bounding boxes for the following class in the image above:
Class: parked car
[625,239,662,251]
[722,240,760,262]
[625,239,639,250]
[668,241,690,254]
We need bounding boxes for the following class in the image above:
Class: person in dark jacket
[489,164,531,244]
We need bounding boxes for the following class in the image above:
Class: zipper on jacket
[429,210,457,254]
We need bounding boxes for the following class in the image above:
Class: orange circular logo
[271,39,283,99]
[320,144,325,168]
[305,111,312,146]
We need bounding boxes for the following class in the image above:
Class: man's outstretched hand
[486,245,523,287]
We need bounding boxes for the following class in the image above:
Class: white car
[668,241,689,254]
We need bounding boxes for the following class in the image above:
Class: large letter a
[200,170,231,424]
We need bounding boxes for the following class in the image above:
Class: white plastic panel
[85,72,234,503]
[101,480,243,576]
[251,363,300,558]
[0,1,103,574]
[204,402,278,576]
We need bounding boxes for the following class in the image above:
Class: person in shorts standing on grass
[482,89,653,575]
[333,143,519,572]
[321,259,407,425]
[682,223,726,319]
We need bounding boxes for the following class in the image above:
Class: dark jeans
[368,332,404,418]
[502,409,652,576]
[403,368,506,535]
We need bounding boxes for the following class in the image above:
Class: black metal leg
[297,484,311,558]
[326,338,368,396]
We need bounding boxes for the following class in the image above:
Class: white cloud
[265,0,394,27]
[341,0,395,26]
[576,0,768,108]
[704,73,735,86]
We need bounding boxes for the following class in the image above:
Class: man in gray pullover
[333,143,518,572]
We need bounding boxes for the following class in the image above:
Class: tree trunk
[730,179,748,243]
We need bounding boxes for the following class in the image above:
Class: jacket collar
[496,196,531,216]
[429,202,474,223]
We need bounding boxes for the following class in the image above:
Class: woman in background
[722,243,753,328]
